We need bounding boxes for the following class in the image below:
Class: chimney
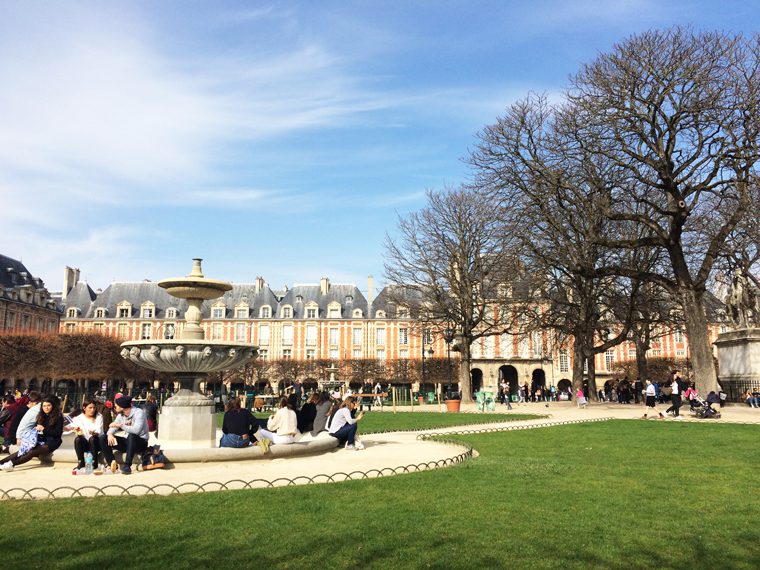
[254,276,265,294]
[62,266,80,301]
[367,275,374,306]
[320,276,330,296]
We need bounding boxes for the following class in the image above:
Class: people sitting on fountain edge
[327,396,365,450]
[0,395,64,471]
[64,398,104,470]
[98,395,149,475]
[253,396,299,453]
[220,396,257,448]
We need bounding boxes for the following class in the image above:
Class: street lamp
[421,342,433,395]
[443,328,455,397]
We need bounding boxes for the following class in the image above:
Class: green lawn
[2,421,759,569]
[239,410,540,432]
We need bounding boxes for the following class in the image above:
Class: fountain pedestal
[120,259,257,450]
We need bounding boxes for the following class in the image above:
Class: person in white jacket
[64,399,104,469]
[254,397,299,453]
[328,396,365,450]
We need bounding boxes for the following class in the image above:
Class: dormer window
[295,295,303,303]
[211,303,226,319]
[353,309,363,318]
[140,302,155,319]
[281,306,293,319]
[306,307,317,319]
[95,308,107,318]
[117,301,132,318]
[166,308,177,319]
[235,307,249,319]
[327,302,341,318]
[346,295,353,303]
[397,307,410,319]
[67,308,78,318]
[260,306,271,319]
[375,310,386,319]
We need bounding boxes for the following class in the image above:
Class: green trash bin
[426,391,436,404]
[475,391,485,411]
[484,391,496,411]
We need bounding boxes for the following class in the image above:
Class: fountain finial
[189,258,204,278]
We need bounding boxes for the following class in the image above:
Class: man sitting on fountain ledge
[98,395,149,475]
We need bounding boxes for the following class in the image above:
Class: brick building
[0,254,61,334]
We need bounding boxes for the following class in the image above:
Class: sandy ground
[1,401,757,499]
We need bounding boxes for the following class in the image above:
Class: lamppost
[443,328,455,397]
[421,341,433,395]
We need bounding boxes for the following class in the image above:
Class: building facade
[59,268,727,395]
[0,254,61,334]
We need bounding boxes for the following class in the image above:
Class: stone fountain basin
[120,339,258,374]
[157,277,232,300]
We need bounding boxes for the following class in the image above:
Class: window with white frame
[258,348,268,360]
[117,302,131,318]
[118,323,128,338]
[235,323,246,341]
[67,308,77,318]
[376,349,386,360]
[212,323,223,340]
[259,324,270,345]
[281,306,292,318]
[399,348,409,359]
[306,307,317,319]
[235,307,248,319]
[397,307,409,318]
[423,328,433,345]
[375,310,386,319]
[212,305,225,319]
[376,328,386,346]
[501,333,513,357]
[260,306,271,318]
[65,323,75,333]
[352,309,362,318]
[329,327,339,345]
[95,308,107,318]
[164,323,176,340]
[329,348,339,359]
[472,340,482,358]
[328,303,341,318]
[306,349,315,360]
[352,328,362,345]
[399,328,408,345]
[485,336,495,358]
[141,304,154,318]
[282,349,292,359]
[306,325,317,346]
[532,331,542,357]
[519,335,529,356]
[140,323,151,339]
[352,348,361,358]
[674,328,684,343]
[559,349,569,373]
[93,323,103,334]
[605,349,615,370]
[282,324,294,345]
[166,308,177,319]
[628,347,637,359]
[676,349,686,357]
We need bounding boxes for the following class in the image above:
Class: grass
[2,421,760,569]
[216,410,541,432]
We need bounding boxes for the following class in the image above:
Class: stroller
[689,395,721,419]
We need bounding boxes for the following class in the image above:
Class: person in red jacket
[1,394,29,453]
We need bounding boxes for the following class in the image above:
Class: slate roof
[278,283,368,319]
[0,254,46,291]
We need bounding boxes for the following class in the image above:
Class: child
[141,445,167,470]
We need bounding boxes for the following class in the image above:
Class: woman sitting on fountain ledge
[253,397,299,453]
[220,397,257,448]
[0,395,64,471]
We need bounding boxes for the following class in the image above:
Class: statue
[725,269,757,329]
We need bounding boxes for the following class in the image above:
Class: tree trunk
[572,335,585,392]
[680,288,719,396]
[587,355,597,401]
[458,340,473,403]
[635,338,649,383]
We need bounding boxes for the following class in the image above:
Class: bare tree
[566,28,760,395]
[384,186,516,402]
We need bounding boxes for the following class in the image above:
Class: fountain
[120,259,258,448]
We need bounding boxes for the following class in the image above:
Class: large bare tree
[384,186,515,402]
[566,28,760,395]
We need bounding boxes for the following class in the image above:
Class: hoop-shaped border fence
[0,442,474,501]
[416,416,616,440]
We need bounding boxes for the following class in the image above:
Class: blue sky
[2,1,759,297]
